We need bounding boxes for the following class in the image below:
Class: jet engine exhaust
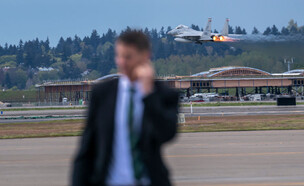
[212,35,237,42]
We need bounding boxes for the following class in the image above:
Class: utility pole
[284,58,294,72]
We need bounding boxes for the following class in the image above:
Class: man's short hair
[117,29,151,52]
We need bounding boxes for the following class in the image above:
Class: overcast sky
[1,0,303,46]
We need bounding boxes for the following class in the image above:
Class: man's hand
[133,62,155,95]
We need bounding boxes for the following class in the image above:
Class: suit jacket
[71,78,179,186]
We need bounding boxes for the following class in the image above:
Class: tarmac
[1,105,304,123]
[1,130,304,186]
[180,105,304,116]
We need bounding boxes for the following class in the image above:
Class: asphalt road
[1,130,304,186]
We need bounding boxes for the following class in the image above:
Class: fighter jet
[167,18,235,44]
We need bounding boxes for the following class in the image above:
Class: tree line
[0,19,303,90]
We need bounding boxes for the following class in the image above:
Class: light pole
[284,58,294,72]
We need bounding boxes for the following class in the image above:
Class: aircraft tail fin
[204,18,212,35]
[221,18,229,36]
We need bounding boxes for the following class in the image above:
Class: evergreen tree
[56,37,65,55]
[263,27,271,35]
[16,40,24,64]
[235,26,242,34]
[252,27,259,34]
[228,25,234,34]
[44,38,50,51]
[144,27,150,38]
[242,28,247,35]
[159,27,165,38]
[72,35,82,54]
[270,25,279,35]
[23,41,36,67]
[90,30,100,49]
[281,26,290,35]
[191,24,200,31]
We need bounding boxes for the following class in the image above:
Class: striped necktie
[128,86,144,181]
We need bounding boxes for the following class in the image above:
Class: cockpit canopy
[175,24,188,29]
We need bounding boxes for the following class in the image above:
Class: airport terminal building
[36,66,304,103]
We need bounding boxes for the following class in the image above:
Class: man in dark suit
[71,30,179,186]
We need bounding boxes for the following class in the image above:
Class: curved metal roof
[192,66,271,77]
[94,74,121,82]
[283,69,304,74]
[209,67,271,77]
[192,71,209,76]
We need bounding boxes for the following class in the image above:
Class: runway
[1,130,304,186]
[0,117,86,124]
[1,105,304,121]
[0,109,86,123]
[0,109,85,117]
[180,105,304,116]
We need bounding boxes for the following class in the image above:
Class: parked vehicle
[189,93,219,102]
[0,101,12,107]
[62,98,68,105]
[246,94,266,101]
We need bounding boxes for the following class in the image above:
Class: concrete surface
[1,130,304,186]
[0,117,85,124]
[0,109,86,117]
[180,105,304,116]
[2,105,304,119]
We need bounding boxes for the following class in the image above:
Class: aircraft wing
[176,33,201,40]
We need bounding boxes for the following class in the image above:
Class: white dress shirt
[106,75,147,186]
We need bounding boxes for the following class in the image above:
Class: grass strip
[2,115,304,139]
